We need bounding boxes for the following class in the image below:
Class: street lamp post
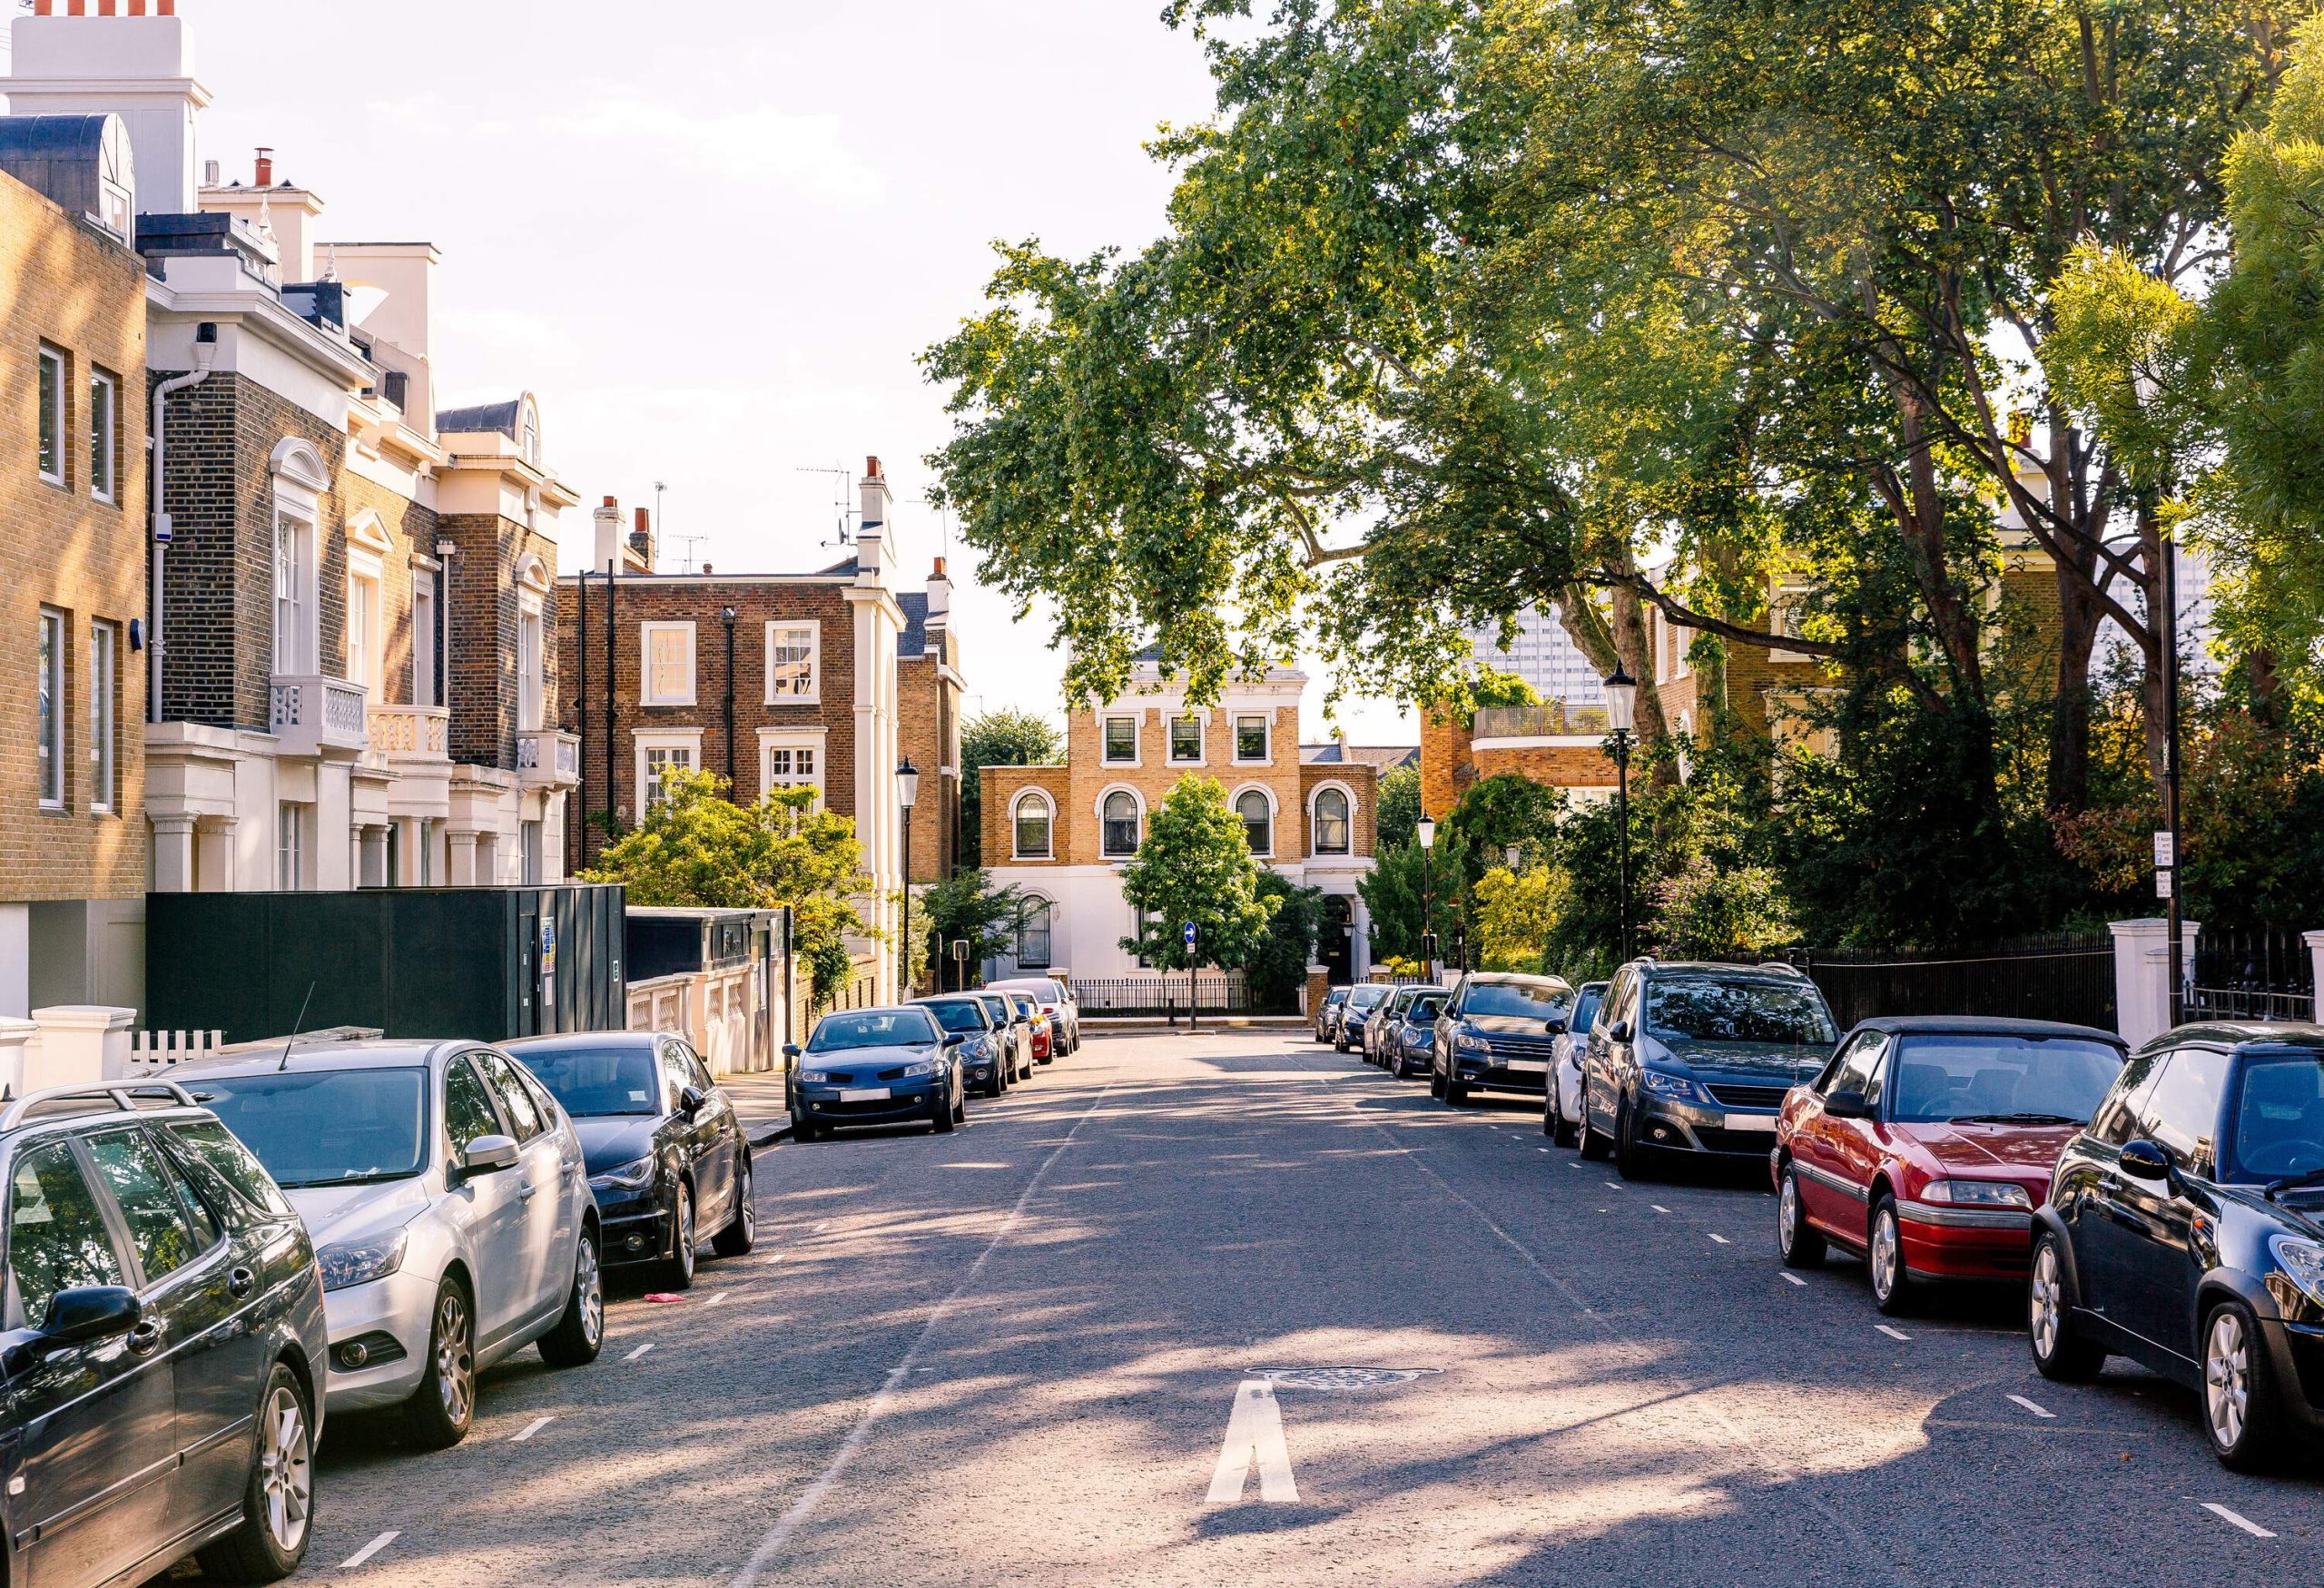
[897,757,920,999]
[1602,665,1638,964]
[1417,816,1438,979]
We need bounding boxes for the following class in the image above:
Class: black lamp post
[897,757,920,998]
[1603,665,1638,964]
[1417,815,1438,978]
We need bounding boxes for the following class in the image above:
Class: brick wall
[1419,709,1470,821]
[1298,762,1379,856]
[980,764,1070,867]
[1061,700,1310,865]
[898,646,960,883]
[440,513,560,767]
[0,171,149,902]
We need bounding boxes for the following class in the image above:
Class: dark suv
[1579,959,1837,1178]
[1430,972,1576,1103]
[0,1080,329,1584]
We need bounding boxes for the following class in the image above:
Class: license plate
[840,1087,891,1102]
[1501,1059,1549,1072]
[1723,1113,1777,1132]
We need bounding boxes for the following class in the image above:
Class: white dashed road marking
[1650,1205,1670,1214]
[706,1292,728,1306]
[1707,1233,1730,1245]
[1603,1182,1622,1191]
[340,1532,400,1570]
[1876,1324,1911,1342]
[2201,1503,2276,1539]
[510,1415,554,1443]
[624,1342,655,1362]
[2007,1395,2054,1420]
[1206,1379,1299,1504]
[1780,1273,1807,1287]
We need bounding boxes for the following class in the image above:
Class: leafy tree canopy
[1118,776,1279,971]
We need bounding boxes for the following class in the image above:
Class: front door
[5,1137,174,1588]
[1320,896,1354,985]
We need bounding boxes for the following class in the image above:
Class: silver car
[184,1041,605,1447]
[990,976,1079,1055]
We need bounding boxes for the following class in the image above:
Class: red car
[1007,992,1052,1062]
[1772,1016,2127,1314]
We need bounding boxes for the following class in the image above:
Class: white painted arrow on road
[1207,1379,1298,1504]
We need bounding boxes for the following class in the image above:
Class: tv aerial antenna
[917,491,956,561]
[669,534,710,574]
[798,465,856,550]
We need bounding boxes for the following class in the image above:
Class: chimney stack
[593,496,622,571]
[254,147,274,187]
[856,454,890,577]
[925,557,951,630]
[629,506,655,573]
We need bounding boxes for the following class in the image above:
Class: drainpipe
[148,323,217,723]
[721,606,738,789]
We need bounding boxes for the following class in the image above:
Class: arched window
[1313,787,1351,854]
[1236,789,1272,855]
[1017,897,1053,969]
[1013,792,1053,858]
[1101,791,1141,857]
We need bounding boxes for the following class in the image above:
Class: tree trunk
[2047,561,2100,817]
[1605,569,1679,789]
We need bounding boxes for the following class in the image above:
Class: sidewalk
[721,1070,793,1149]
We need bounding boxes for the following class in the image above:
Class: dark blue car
[786,1006,968,1140]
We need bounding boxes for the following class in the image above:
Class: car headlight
[588,1156,656,1192]
[899,1060,937,1078]
[316,1228,409,1292]
[1454,1031,1492,1054]
[969,1037,995,1058]
[2270,1236,2324,1307]
[798,1070,833,1084]
[1921,1179,2032,1208]
[1639,1069,1707,1104]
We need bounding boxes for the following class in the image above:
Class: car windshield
[192,1067,428,1189]
[1646,978,1836,1045]
[1572,986,1606,1033]
[811,1011,941,1051]
[1463,981,1570,1020]
[976,995,1010,1022]
[921,1001,987,1034]
[513,1047,660,1117]
[1409,995,1444,1021]
[2227,1050,2324,1182]
[1886,1035,2123,1125]
[1347,986,1389,1009]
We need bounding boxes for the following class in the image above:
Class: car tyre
[791,1118,820,1143]
[983,1061,1006,1100]
[1443,1067,1469,1106]
[1577,1083,1611,1160]
[1613,1098,1654,1181]
[2027,1232,2103,1383]
[931,1080,958,1134]
[1776,1166,1827,1267]
[538,1228,606,1366]
[1866,1195,1912,1315]
[2202,1299,2290,1472]
[661,1182,698,1291]
[400,1276,477,1450]
[712,1156,756,1258]
[194,1361,313,1583]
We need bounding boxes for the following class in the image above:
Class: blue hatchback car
[786,1007,968,1140]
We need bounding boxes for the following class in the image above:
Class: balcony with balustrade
[269,675,369,757]
[367,703,451,764]
[518,728,582,790]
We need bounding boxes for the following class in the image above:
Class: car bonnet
[288,1175,434,1252]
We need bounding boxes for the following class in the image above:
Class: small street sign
[1184,922,1197,946]
[2153,831,2175,869]
[2156,869,2174,900]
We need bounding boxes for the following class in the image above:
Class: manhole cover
[1256,1367,1437,1392]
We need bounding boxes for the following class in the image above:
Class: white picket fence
[126,1029,227,1073]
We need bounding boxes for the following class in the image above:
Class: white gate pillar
[2304,931,2324,1026]
[2110,918,2201,1050]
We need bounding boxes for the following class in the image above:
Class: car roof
[911,994,983,1006]
[504,1031,665,1054]
[1461,971,1571,986]
[1850,1015,2125,1046]
[172,1038,464,1080]
[2153,1021,2324,1050]
[1640,960,1808,981]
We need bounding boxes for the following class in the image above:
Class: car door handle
[227,1266,257,1299]
[125,1319,162,1356]
[518,1179,540,1201]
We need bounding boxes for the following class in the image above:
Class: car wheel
[1866,1196,1911,1315]
[2027,1232,2103,1383]
[985,1063,1006,1100]
[1578,1082,1611,1160]
[538,1228,606,1366]
[661,1183,699,1290]
[931,1080,957,1134]
[1443,1066,1469,1106]
[1427,1061,1445,1100]
[792,1119,820,1143]
[954,1081,969,1125]
[1613,1098,1653,1181]
[1334,1033,1347,1053]
[400,1277,477,1450]
[712,1156,756,1258]
[2202,1299,2289,1471]
[194,1361,313,1583]
[1553,1090,1581,1149]
[1776,1167,1827,1267]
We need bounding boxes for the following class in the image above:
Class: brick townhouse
[981,656,1382,984]
[4,0,584,922]
[558,459,961,1004]
[0,113,148,1016]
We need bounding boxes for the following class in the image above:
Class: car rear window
[1886,1035,2124,1125]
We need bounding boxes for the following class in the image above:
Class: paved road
[274,1030,2316,1587]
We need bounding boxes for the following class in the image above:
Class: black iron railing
[2188,926,2316,1022]
[1785,933,2118,1031]
[1070,977,1296,1017]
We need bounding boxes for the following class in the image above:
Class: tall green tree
[1245,873,1329,1007]
[960,708,1063,867]
[1117,777,1278,972]
[917,867,1026,991]
[1374,763,1422,849]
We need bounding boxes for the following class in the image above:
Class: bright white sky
[138,0,1418,747]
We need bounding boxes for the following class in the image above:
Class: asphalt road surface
[262,1029,2317,1587]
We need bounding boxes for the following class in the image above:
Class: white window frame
[1311,784,1354,855]
[641,621,697,706]
[277,802,306,891]
[1011,790,1055,859]
[36,345,64,486]
[1098,785,1143,860]
[36,607,64,809]
[269,440,328,676]
[764,620,822,705]
[346,568,382,697]
[410,565,439,707]
[1769,584,1816,664]
[1232,713,1271,765]
[1167,713,1205,764]
[635,730,704,823]
[517,590,546,732]
[88,367,117,504]
[89,620,116,814]
[1101,715,1139,765]
[758,727,828,805]
[1231,784,1275,858]
[1016,895,1055,970]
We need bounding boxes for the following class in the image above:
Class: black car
[507,1032,754,1290]
[0,1080,329,1585]
[1431,972,1575,1102]
[914,995,1011,1097]
[1335,984,1392,1054]
[972,990,1035,1081]
[785,1006,970,1139]
[1579,959,1837,1177]
[1386,989,1448,1079]
[2030,1021,2324,1469]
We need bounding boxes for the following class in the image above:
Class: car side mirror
[941,1033,966,1050]
[783,1043,802,1059]
[458,1134,520,1179]
[1604,1020,1632,1044]
[37,1286,141,1353]
[678,1085,708,1117]
[1542,1017,1568,1036]
[1823,1090,1872,1120]
[2120,1139,2172,1181]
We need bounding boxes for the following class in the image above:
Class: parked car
[1315,985,1351,1044]
[2029,1021,2324,1470]
[786,1006,970,1139]
[973,990,1036,1081]
[1770,1017,2126,1313]
[1544,981,1610,1145]
[1385,990,1449,1079]
[1365,985,1435,1066]
[1009,991,1055,1064]
[1335,983,1393,1054]
[1579,960,1837,1178]
[186,1041,603,1449]
[507,1031,754,1291]
[1430,972,1575,1102]
[990,976,1079,1054]
[0,1080,328,1585]
[913,995,1012,1098]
